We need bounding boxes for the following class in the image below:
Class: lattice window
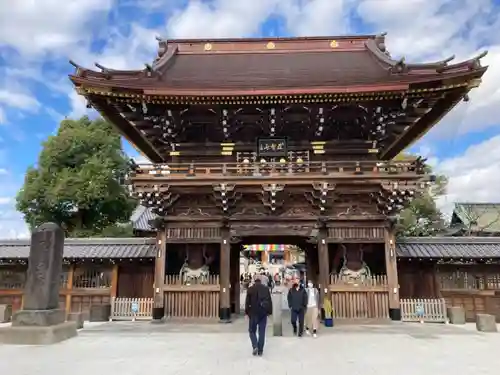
[60,266,70,288]
[72,266,112,289]
[437,270,500,290]
[0,267,26,289]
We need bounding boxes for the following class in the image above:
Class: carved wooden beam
[212,183,241,214]
[131,184,179,216]
[261,183,286,213]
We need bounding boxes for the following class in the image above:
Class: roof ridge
[399,236,500,244]
[0,237,157,246]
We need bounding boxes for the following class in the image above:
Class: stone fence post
[272,291,283,336]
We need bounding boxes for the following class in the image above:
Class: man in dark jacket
[287,281,308,336]
[245,276,273,356]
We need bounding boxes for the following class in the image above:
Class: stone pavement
[0,321,499,375]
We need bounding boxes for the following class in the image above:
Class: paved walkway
[0,322,499,375]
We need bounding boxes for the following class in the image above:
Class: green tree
[16,116,136,237]
[395,155,447,237]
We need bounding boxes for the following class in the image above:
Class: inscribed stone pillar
[385,228,401,320]
[23,222,65,310]
[219,227,231,322]
[0,222,78,345]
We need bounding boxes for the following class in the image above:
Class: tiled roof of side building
[0,238,158,260]
[397,237,500,259]
[131,205,156,232]
[451,203,500,233]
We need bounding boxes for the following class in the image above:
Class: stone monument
[271,291,283,336]
[0,222,78,345]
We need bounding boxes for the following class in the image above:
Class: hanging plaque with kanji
[257,137,287,157]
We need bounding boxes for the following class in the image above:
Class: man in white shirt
[305,281,320,337]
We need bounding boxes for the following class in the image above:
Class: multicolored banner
[243,244,285,252]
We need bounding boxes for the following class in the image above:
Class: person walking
[287,281,307,337]
[304,281,320,338]
[245,276,273,356]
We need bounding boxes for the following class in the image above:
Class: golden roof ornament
[330,40,338,48]
[204,43,212,51]
[266,41,275,50]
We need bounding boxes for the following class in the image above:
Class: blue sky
[0,0,500,238]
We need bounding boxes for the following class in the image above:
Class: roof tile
[397,237,500,258]
[0,238,158,260]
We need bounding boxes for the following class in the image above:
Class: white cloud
[435,136,500,219]
[0,107,5,124]
[355,0,500,139]
[0,168,8,175]
[279,0,354,36]
[0,0,113,57]
[0,90,40,112]
[166,0,279,38]
[0,197,11,205]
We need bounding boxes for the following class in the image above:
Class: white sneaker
[305,329,311,335]
[313,333,317,338]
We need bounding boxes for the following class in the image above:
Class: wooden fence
[110,297,154,321]
[164,291,220,319]
[400,298,448,323]
[163,274,220,319]
[331,291,389,319]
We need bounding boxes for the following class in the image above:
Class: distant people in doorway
[305,281,320,338]
[299,270,306,289]
[287,281,307,337]
[245,275,273,356]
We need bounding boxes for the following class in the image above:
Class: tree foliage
[16,116,136,237]
[395,155,447,237]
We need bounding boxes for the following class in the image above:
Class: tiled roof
[0,238,158,260]
[451,203,500,233]
[397,237,500,259]
[131,205,156,231]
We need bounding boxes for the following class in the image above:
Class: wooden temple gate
[69,34,486,323]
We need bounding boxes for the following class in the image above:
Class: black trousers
[291,308,305,334]
[248,315,267,352]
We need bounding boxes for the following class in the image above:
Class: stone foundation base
[0,304,12,323]
[447,306,466,325]
[68,312,84,329]
[89,304,111,322]
[219,307,231,323]
[12,309,65,326]
[476,314,497,332]
[0,321,77,345]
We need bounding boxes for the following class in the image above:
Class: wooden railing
[438,272,500,291]
[165,274,220,286]
[131,160,425,180]
[110,297,153,321]
[400,298,448,323]
[329,274,388,291]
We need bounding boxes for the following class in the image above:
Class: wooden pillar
[318,227,329,305]
[220,227,231,322]
[153,229,166,319]
[432,263,441,298]
[284,247,290,264]
[385,228,401,320]
[110,264,119,298]
[64,264,75,317]
[261,250,269,265]
[230,245,240,314]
